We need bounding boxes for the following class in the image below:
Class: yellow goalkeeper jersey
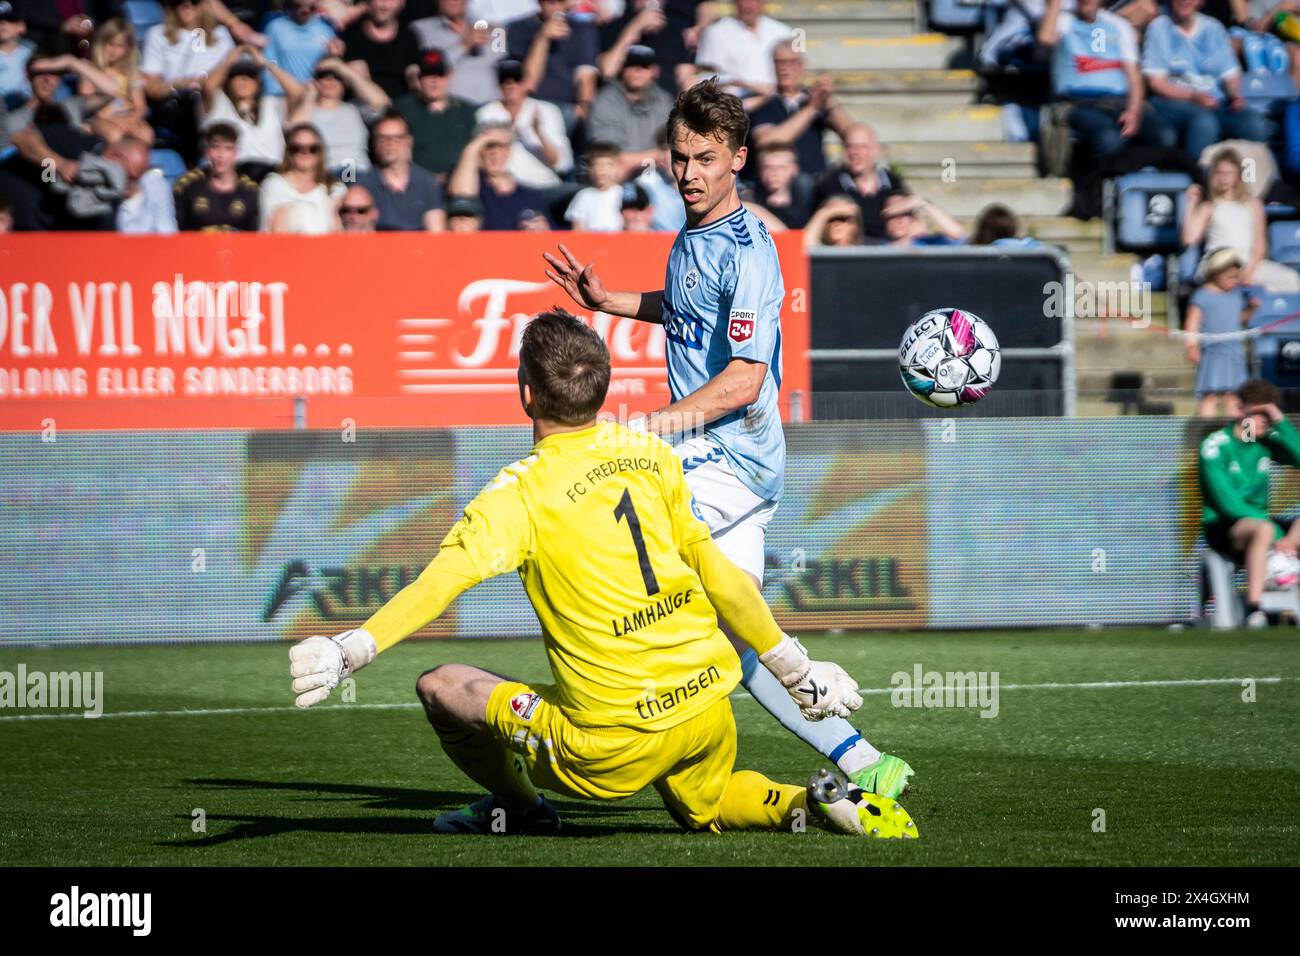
[439,421,741,731]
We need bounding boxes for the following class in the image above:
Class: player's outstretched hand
[288,628,378,709]
[759,635,864,720]
[543,243,609,312]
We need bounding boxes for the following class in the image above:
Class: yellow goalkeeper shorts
[485,680,737,830]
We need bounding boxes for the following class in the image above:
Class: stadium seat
[124,0,164,37]
[1105,170,1192,254]
[1241,71,1300,114]
[1200,545,1300,628]
[1268,219,1300,267]
[928,0,984,32]
[148,148,188,187]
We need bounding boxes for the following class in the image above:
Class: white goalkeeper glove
[288,628,378,709]
[759,634,864,720]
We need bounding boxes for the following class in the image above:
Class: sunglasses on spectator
[826,214,855,225]
[289,142,322,154]
[340,205,373,215]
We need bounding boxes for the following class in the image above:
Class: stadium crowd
[0,0,988,241]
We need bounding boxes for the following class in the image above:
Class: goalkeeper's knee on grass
[711,770,808,832]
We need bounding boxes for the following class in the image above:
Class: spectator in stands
[507,0,599,128]
[635,122,686,231]
[82,19,153,145]
[620,179,654,231]
[448,120,555,229]
[357,110,447,230]
[1184,146,1300,290]
[202,46,300,180]
[813,123,905,241]
[969,203,1042,247]
[141,0,237,164]
[289,57,389,177]
[1036,0,1176,165]
[600,0,717,94]
[747,41,850,183]
[477,56,572,186]
[1198,377,1300,627]
[339,182,380,231]
[564,140,622,230]
[262,0,341,100]
[695,0,790,97]
[392,48,477,181]
[0,193,11,232]
[8,0,118,55]
[8,126,150,230]
[803,195,862,252]
[7,53,121,135]
[174,120,261,231]
[882,192,966,247]
[1143,0,1272,161]
[466,0,540,26]
[411,0,503,105]
[1186,247,1256,416]
[342,0,422,101]
[745,142,813,229]
[260,122,344,232]
[117,163,177,233]
[0,73,103,228]
[445,193,484,231]
[588,43,672,179]
[0,4,32,110]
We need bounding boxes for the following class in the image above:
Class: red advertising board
[0,232,810,430]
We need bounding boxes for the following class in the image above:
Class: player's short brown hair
[667,78,749,153]
[1238,379,1282,407]
[520,309,611,425]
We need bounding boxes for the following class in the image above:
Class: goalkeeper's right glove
[759,634,864,720]
[288,628,378,709]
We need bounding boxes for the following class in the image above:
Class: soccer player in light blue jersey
[544,79,913,800]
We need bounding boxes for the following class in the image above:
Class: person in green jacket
[1199,379,1300,626]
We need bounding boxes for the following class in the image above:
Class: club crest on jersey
[684,270,700,290]
[728,309,756,343]
[509,692,541,721]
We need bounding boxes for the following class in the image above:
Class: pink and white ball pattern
[899,307,1001,408]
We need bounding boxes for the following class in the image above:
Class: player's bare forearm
[648,359,764,436]
[602,289,663,322]
[360,546,481,653]
[683,537,783,655]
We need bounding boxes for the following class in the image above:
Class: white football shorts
[674,435,778,585]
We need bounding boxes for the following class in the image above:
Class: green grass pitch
[1,629,1297,866]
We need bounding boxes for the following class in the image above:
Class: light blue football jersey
[662,205,786,501]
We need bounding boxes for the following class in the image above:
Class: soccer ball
[1265,550,1300,590]
[899,308,1001,408]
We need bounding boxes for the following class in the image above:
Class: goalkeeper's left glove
[288,628,378,709]
[759,634,864,720]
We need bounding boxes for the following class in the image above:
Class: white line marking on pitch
[0,676,1292,724]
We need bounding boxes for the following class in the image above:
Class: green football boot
[849,753,915,800]
[807,768,919,839]
[433,794,561,835]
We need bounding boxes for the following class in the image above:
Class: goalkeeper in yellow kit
[287,309,916,839]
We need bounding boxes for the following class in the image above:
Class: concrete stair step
[1077,367,1195,390]
[886,140,1035,179]
[840,102,1002,141]
[1066,252,1142,286]
[804,33,970,71]
[1076,395,1197,416]
[765,0,918,17]
[918,176,1071,217]
[826,68,976,94]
